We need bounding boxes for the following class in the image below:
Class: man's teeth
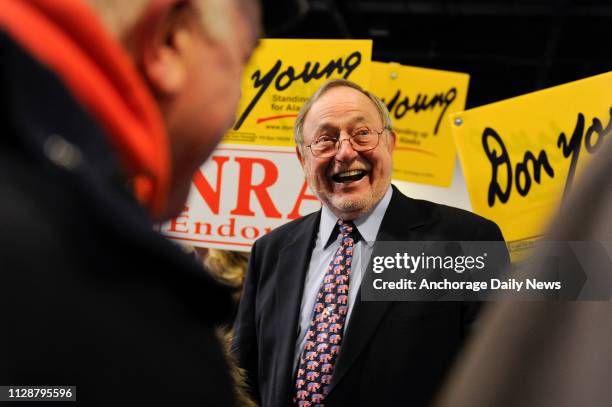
[332,169,367,183]
[338,170,363,177]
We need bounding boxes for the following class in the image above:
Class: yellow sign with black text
[451,72,612,260]
[224,39,373,147]
[371,62,470,186]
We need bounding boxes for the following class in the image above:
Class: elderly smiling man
[233,79,508,407]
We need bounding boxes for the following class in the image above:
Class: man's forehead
[306,89,381,130]
[313,115,371,132]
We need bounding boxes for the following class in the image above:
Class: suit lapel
[327,186,428,394]
[274,211,320,406]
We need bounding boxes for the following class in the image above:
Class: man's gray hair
[85,0,235,43]
[294,79,393,152]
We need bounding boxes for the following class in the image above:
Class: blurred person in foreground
[198,247,257,407]
[233,79,509,407]
[435,136,612,407]
[0,0,260,404]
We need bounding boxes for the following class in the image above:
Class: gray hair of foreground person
[86,0,256,43]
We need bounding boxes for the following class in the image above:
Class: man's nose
[334,135,358,161]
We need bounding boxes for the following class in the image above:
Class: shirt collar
[319,185,393,248]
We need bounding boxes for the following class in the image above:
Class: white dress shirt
[292,186,393,372]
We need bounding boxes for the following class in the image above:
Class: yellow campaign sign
[224,39,373,147]
[451,71,612,260]
[370,62,469,186]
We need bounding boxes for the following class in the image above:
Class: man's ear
[387,130,397,152]
[296,145,305,168]
[135,5,195,97]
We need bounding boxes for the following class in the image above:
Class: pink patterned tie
[293,220,355,407]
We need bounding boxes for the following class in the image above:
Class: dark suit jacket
[233,186,508,407]
[0,32,236,406]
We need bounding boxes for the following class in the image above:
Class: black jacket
[233,186,508,407]
[0,32,236,406]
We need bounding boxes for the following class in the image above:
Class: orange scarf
[0,0,171,218]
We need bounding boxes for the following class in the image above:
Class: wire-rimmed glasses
[306,127,389,158]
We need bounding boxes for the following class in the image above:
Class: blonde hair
[204,249,249,289]
[294,78,393,153]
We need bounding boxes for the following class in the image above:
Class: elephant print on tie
[293,220,356,406]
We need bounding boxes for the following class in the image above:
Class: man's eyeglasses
[306,127,389,158]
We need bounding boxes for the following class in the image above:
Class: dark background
[261,0,611,108]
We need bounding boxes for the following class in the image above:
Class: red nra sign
[162,145,321,251]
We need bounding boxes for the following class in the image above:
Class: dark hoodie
[0,1,236,405]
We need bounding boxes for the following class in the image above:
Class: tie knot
[337,220,354,237]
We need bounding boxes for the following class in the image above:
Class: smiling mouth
[331,169,368,183]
